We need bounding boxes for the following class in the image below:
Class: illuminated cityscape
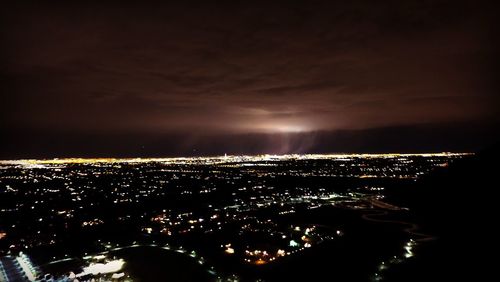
[0,153,471,281]
[2,1,497,280]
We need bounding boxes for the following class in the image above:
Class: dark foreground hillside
[386,146,498,281]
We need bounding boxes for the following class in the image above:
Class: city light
[0,153,471,281]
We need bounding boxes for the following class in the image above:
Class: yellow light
[255,259,267,265]
[0,152,473,166]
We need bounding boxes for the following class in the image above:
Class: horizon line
[0,152,474,164]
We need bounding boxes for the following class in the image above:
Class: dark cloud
[1,0,498,157]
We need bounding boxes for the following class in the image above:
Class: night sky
[1,1,498,158]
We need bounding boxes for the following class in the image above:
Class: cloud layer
[1,1,498,156]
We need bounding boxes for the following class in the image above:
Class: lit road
[361,198,436,243]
